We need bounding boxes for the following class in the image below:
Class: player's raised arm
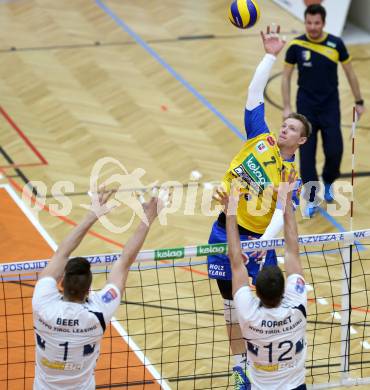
[39,189,115,281]
[107,190,168,295]
[213,185,249,295]
[281,170,304,277]
[246,24,286,111]
[245,24,286,139]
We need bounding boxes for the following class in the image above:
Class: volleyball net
[1,230,370,389]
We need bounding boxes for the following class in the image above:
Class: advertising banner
[272,0,352,37]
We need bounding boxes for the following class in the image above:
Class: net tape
[1,229,369,276]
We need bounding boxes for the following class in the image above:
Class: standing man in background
[282,4,365,218]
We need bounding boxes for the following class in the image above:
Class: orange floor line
[0,188,162,390]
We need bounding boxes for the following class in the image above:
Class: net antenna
[350,106,358,233]
[340,107,358,381]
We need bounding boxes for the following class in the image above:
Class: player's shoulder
[245,133,280,156]
[288,34,306,46]
[88,284,121,310]
[297,33,306,40]
[322,34,345,53]
[32,277,59,306]
[35,276,57,288]
[234,286,261,322]
[234,285,258,308]
[326,33,344,45]
[258,132,278,146]
[287,273,305,284]
[284,274,307,303]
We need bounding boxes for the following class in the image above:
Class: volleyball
[229,0,261,29]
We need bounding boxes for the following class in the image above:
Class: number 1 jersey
[32,277,121,390]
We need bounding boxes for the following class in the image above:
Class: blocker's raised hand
[89,186,116,219]
[213,182,241,216]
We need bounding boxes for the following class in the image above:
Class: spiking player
[214,169,307,390]
[32,190,166,389]
[207,24,311,387]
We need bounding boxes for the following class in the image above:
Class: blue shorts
[207,220,277,285]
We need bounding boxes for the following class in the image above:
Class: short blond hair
[287,112,312,138]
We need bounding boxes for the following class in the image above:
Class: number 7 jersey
[234,274,308,390]
[223,132,300,234]
[32,277,121,390]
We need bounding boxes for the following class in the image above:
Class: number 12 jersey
[234,274,308,390]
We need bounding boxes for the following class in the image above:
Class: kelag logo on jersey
[102,288,118,303]
[242,154,269,188]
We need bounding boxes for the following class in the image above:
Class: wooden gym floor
[0,0,370,388]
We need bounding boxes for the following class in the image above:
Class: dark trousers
[297,97,343,202]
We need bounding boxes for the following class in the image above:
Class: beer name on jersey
[38,316,97,333]
[57,318,79,326]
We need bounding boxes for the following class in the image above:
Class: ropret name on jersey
[261,316,292,328]
[248,316,303,335]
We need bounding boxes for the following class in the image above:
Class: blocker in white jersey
[31,189,166,389]
[234,273,307,390]
[32,277,121,390]
[214,166,307,389]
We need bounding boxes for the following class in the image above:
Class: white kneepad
[223,299,239,324]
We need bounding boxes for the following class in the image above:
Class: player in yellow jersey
[207,25,311,389]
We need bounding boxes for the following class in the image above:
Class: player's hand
[278,168,297,212]
[260,24,286,57]
[213,184,240,216]
[246,250,267,265]
[88,186,117,219]
[355,104,365,120]
[142,188,170,225]
[244,235,266,264]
